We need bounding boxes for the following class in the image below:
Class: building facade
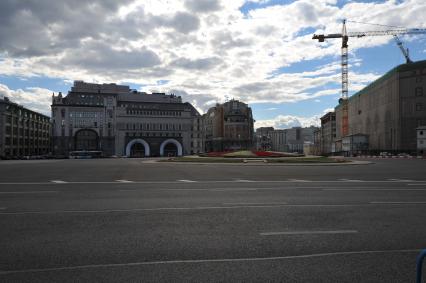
[272,127,318,153]
[0,97,51,159]
[417,126,426,156]
[334,60,426,154]
[320,112,336,155]
[255,127,274,150]
[203,100,254,152]
[255,126,319,153]
[51,81,202,157]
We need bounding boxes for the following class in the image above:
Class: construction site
[314,20,426,156]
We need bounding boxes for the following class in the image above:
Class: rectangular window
[416,87,423,97]
[416,103,423,111]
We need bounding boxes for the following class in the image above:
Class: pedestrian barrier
[417,249,426,283]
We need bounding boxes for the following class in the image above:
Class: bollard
[417,249,426,283]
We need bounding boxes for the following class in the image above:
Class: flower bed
[199,150,304,158]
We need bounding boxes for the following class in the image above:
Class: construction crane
[312,20,426,137]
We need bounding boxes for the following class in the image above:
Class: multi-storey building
[417,126,426,156]
[203,100,254,152]
[51,81,202,157]
[334,60,426,154]
[0,97,51,158]
[255,127,274,150]
[270,127,318,153]
[320,112,336,155]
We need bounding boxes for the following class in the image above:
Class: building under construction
[333,60,426,155]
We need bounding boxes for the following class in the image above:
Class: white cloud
[0,0,425,115]
[255,107,335,129]
[0,84,52,116]
[255,114,321,129]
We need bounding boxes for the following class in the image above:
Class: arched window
[74,129,98,151]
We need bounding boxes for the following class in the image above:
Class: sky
[0,0,425,129]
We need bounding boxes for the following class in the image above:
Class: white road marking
[177,179,197,183]
[235,179,254,182]
[223,202,288,205]
[0,249,418,275]
[370,201,426,204]
[0,180,426,185]
[50,180,67,184]
[2,202,416,215]
[116,180,134,183]
[338,179,363,182]
[260,230,358,236]
[0,191,59,194]
[407,183,426,186]
[324,188,426,191]
[0,204,290,215]
[388,179,413,182]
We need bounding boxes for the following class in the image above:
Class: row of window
[126,109,182,116]
[4,138,50,146]
[125,123,183,131]
[4,108,49,122]
[125,132,182,138]
[5,127,49,137]
[5,116,50,129]
[69,112,103,118]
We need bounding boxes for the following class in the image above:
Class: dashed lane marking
[4,202,424,216]
[234,179,254,182]
[370,201,426,204]
[0,180,425,186]
[260,230,358,236]
[338,179,363,182]
[388,179,413,182]
[224,202,288,205]
[116,180,134,183]
[324,188,426,191]
[0,191,59,194]
[0,249,419,275]
[50,180,67,184]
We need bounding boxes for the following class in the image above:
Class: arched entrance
[159,139,183,157]
[74,129,99,151]
[125,139,150,157]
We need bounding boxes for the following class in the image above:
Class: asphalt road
[0,158,426,282]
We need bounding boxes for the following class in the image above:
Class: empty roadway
[0,158,425,282]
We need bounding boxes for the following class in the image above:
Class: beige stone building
[51,81,202,157]
[334,60,426,154]
[203,100,254,152]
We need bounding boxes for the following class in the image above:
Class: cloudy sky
[0,0,425,128]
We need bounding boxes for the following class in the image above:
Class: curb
[158,160,373,166]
